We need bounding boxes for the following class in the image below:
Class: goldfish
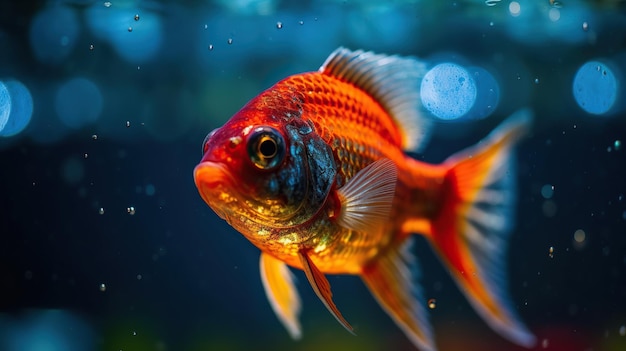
[194,47,535,351]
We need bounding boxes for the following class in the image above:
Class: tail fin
[430,109,536,348]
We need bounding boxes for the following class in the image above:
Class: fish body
[194,48,535,351]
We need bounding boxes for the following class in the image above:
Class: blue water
[1,1,625,350]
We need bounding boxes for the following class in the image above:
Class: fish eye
[202,129,218,155]
[247,126,285,170]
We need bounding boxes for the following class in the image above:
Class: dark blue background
[1,1,625,351]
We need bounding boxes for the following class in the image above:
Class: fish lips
[193,161,238,221]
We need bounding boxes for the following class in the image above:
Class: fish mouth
[193,161,238,220]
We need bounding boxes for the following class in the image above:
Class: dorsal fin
[319,47,431,152]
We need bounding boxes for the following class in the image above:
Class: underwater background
[1,0,625,350]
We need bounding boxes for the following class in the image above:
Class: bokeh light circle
[55,77,103,129]
[573,60,618,115]
[420,63,477,120]
[28,6,80,65]
[0,82,9,132]
[0,80,34,137]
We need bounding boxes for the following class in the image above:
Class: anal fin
[298,250,355,334]
[361,237,435,351]
[260,252,302,339]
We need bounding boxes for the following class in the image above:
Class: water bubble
[208,44,214,51]
[203,24,208,30]
[227,38,233,45]
[91,134,98,140]
[420,63,477,120]
[134,14,140,21]
[276,22,283,29]
[126,121,131,128]
[83,153,88,159]
[614,140,621,150]
[573,60,618,115]
[104,1,112,7]
[582,22,589,31]
[99,283,106,292]
[428,298,436,309]
[132,331,137,336]
[127,206,136,215]
[534,78,540,84]
[299,20,304,25]
[99,207,105,215]
[89,44,94,51]
[127,26,133,32]
[489,21,494,27]
[548,246,554,258]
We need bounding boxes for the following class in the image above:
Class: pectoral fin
[298,250,355,334]
[336,158,397,233]
[260,252,302,339]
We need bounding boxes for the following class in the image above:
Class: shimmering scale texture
[281,73,405,186]
[246,72,446,273]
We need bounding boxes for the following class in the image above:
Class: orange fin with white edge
[430,109,536,348]
[298,250,355,335]
[361,236,436,351]
[259,252,302,339]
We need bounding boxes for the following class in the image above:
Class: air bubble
[582,22,589,31]
[104,1,111,7]
[614,140,621,150]
[99,207,105,215]
[126,121,131,127]
[620,325,626,336]
[428,298,436,309]
[548,246,554,258]
[127,26,133,32]
[91,134,98,140]
[298,20,304,25]
[227,38,233,45]
[208,44,214,51]
[89,44,94,51]
[99,283,106,292]
[127,206,136,215]
[134,14,140,21]
[534,78,540,84]
[276,22,283,29]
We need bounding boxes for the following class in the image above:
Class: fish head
[194,107,336,242]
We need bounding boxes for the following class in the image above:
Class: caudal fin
[430,109,536,348]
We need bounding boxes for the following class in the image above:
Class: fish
[193,47,536,351]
